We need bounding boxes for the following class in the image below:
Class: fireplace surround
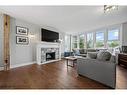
[37,42,61,64]
[41,48,59,63]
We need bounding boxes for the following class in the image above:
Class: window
[65,35,71,52]
[79,34,85,48]
[72,36,78,49]
[87,33,94,48]
[96,32,104,48]
[74,26,121,49]
[107,29,120,48]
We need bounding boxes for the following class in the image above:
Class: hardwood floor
[0,60,126,89]
[116,65,127,89]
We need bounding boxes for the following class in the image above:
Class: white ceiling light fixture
[104,5,118,13]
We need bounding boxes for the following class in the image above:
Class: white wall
[122,22,127,46]
[10,18,40,68]
[0,14,3,66]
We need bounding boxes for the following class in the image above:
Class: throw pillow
[97,51,111,61]
[72,49,80,55]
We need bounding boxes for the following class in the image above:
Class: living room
[0,3,127,92]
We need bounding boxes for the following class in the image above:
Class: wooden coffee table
[65,56,77,67]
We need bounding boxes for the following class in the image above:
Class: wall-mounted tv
[41,28,59,42]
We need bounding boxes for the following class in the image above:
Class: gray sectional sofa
[77,51,116,88]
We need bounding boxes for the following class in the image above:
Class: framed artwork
[16,36,29,45]
[16,26,28,35]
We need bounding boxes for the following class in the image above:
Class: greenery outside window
[79,34,85,48]
[96,32,104,48]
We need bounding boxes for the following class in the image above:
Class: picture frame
[16,36,29,45]
[16,26,28,35]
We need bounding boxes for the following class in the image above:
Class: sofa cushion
[64,52,73,57]
[72,49,80,55]
[97,51,111,61]
[87,49,97,52]
[87,52,98,59]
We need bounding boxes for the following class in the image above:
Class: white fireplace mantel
[36,42,61,64]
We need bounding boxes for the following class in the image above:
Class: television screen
[41,28,59,42]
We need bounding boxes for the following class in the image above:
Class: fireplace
[46,52,55,61]
[37,42,61,64]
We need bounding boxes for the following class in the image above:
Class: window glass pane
[73,36,77,43]
[87,33,93,48]
[65,35,71,51]
[73,43,77,48]
[79,34,85,48]
[72,36,77,49]
[108,29,119,41]
[107,29,120,48]
[96,32,104,48]
[96,32,104,41]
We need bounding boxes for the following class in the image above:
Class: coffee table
[65,56,77,67]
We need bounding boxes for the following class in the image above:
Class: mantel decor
[16,26,28,35]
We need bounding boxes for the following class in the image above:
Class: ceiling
[0,6,127,34]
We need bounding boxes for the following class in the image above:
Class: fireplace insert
[46,52,55,61]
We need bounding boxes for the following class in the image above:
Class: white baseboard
[10,61,37,69]
[37,59,61,65]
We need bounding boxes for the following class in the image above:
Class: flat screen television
[41,28,59,42]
